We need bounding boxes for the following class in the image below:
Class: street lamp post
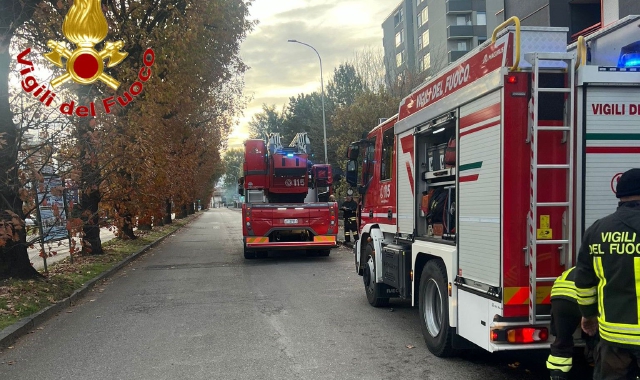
[287,39,328,165]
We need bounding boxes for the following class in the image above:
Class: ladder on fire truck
[526,52,577,324]
[289,132,311,154]
[267,133,283,155]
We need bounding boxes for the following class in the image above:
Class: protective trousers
[547,299,582,380]
[593,341,640,380]
[344,217,358,242]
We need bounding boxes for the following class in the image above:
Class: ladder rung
[537,126,571,131]
[536,277,557,283]
[537,87,571,93]
[535,239,569,245]
[536,202,570,207]
[537,164,570,169]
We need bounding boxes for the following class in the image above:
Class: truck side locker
[381,242,412,299]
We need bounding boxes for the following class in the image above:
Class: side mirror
[345,160,358,187]
[237,177,244,196]
[346,144,359,160]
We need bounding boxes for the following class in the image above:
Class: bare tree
[348,46,386,92]
[385,43,451,99]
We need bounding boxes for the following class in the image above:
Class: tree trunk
[154,213,164,227]
[163,198,172,224]
[176,204,188,219]
[79,186,103,254]
[138,214,152,231]
[120,211,137,240]
[0,42,42,279]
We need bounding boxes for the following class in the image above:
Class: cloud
[231,0,391,142]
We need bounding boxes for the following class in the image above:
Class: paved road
[1,208,589,379]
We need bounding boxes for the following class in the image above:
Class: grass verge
[0,214,197,331]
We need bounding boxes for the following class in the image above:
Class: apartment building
[504,0,640,42]
[382,0,503,87]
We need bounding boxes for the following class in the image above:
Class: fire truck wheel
[256,251,268,259]
[243,247,256,259]
[318,249,331,257]
[363,243,389,307]
[419,260,457,357]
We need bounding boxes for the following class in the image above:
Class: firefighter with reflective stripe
[341,190,359,243]
[575,168,640,380]
[547,266,597,379]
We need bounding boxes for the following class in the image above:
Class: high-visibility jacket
[342,199,358,219]
[550,267,578,303]
[574,202,640,347]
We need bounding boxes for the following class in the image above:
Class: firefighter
[575,168,640,380]
[341,190,359,243]
[547,266,597,379]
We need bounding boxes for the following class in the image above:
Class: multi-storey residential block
[383,0,502,88]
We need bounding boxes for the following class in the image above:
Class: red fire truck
[240,132,338,259]
[346,16,640,356]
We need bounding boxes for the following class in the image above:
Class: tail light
[491,327,548,343]
[330,204,336,225]
[245,207,252,229]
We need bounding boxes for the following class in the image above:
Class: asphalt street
[0,208,588,379]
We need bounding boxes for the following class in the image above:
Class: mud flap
[378,283,401,298]
[452,329,476,350]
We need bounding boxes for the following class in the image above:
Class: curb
[0,213,200,350]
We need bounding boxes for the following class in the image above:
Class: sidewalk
[27,228,117,271]
[1,213,198,350]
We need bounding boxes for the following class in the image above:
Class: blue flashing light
[622,58,640,68]
[617,41,640,68]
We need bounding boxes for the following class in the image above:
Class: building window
[396,52,404,67]
[418,7,429,27]
[477,12,486,26]
[381,128,393,181]
[365,137,377,185]
[394,9,403,27]
[395,30,403,47]
[458,41,468,51]
[419,52,431,72]
[457,15,471,26]
[418,29,430,50]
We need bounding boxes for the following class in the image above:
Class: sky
[226,0,394,149]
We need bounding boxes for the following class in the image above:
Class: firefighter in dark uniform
[575,168,640,380]
[547,266,597,379]
[342,190,359,243]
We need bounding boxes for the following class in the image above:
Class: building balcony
[446,0,486,14]
[447,25,486,39]
[449,50,469,62]
[446,0,472,13]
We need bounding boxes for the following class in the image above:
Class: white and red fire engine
[346,16,640,356]
[240,132,338,259]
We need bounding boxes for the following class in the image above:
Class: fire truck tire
[419,260,457,357]
[363,242,389,307]
[256,251,268,259]
[243,246,256,259]
[318,249,331,257]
